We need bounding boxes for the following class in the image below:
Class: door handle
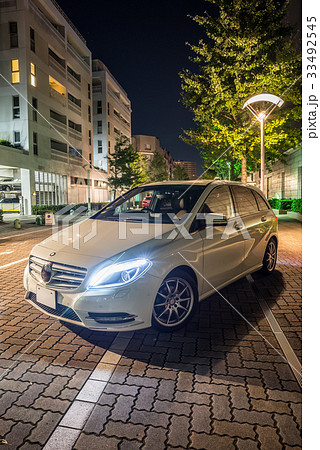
[261,216,267,222]
[233,221,242,230]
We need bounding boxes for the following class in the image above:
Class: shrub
[31,203,107,215]
[291,199,302,214]
[0,209,3,222]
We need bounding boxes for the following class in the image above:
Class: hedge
[268,198,302,214]
[32,203,107,215]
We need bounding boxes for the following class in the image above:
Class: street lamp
[82,164,91,214]
[243,93,284,194]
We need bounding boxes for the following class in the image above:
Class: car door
[198,185,246,293]
[231,186,271,270]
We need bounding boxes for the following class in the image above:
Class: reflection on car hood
[36,218,176,261]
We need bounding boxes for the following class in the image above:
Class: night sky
[58,0,211,173]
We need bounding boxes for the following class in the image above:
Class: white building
[92,59,131,178]
[0,0,109,214]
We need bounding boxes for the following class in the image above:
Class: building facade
[0,0,109,214]
[249,145,302,199]
[92,59,131,177]
[175,160,198,180]
[132,134,174,178]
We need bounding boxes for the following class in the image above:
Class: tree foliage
[180,0,301,181]
[148,150,169,182]
[107,136,148,193]
[173,164,189,180]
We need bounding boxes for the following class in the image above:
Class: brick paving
[0,217,301,448]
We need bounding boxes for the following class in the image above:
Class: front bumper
[24,270,160,331]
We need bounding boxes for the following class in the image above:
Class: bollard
[14,218,21,229]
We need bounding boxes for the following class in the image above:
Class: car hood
[36,218,177,263]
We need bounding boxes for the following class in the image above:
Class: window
[12,96,20,119]
[30,27,35,52]
[88,105,91,122]
[107,102,110,115]
[69,147,82,158]
[253,191,270,211]
[231,186,259,216]
[67,66,80,82]
[89,153,92,163]
[97,120,102,134]
[11,59,20,83]
[202,186,233,219]
[32,97,38,121]
[33,132,38,155]
[49,75,66,96]
[50,109,66,124]
[9,22,18,48]
[68,120,82,133]
[114,109,121,119]
[114,127,120,135]
[88,83,91,99]
[98,140,102,153]
[14,131,21,147]
[108,140,110,153]
[97,100,102,114]
[68,92,81,108]
[89,130,91,145]
[48,48,65,68]
[107,122,110,133]
[51,139,67,153]
[30,63,36,87]
[145,144,151,150]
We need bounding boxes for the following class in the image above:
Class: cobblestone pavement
[0,217,301,449]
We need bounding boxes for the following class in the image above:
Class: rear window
[253,191,270,211]
[231,186,259,216]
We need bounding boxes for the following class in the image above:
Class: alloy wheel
[153,277,194,327]
[266,240,277,271]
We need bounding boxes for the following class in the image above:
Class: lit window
[30,63,36,87]
[11,59,20,83]
[49,75,66,96]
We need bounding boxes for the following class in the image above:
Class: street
[0,217,301,449]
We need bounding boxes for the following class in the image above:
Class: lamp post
[82,164,91,214]
[243,94,284,194]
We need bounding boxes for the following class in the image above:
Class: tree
[148,150,169,182]
[173,164,189,180]
[108,136,148,195]
[180,0,301,182]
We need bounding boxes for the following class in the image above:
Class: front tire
[152,270,198,332]
[261,238,277,274]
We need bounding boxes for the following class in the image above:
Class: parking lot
[0,216,301,449]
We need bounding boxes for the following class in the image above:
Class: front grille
[29,255,87,290]
[27,292,81,322]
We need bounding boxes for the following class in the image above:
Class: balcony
[49,86,66,107]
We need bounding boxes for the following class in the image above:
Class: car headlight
[88,258,152,289]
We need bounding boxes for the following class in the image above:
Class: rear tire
[152,270,198,332]
[261,238,277,274]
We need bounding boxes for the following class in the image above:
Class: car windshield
[91,184,206,224]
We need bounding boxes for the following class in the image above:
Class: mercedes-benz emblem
[50,252,56,257]
[41,263,53,283]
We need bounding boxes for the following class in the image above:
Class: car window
[253,191,270,211]
[231,186,259,216]
[201,186,234,219]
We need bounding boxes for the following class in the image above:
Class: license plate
[36,285,56,309]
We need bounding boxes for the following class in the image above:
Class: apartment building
[175,160,198,180]
[132,134,174,178]
[0,0,109,214]
[92,59,131,176]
